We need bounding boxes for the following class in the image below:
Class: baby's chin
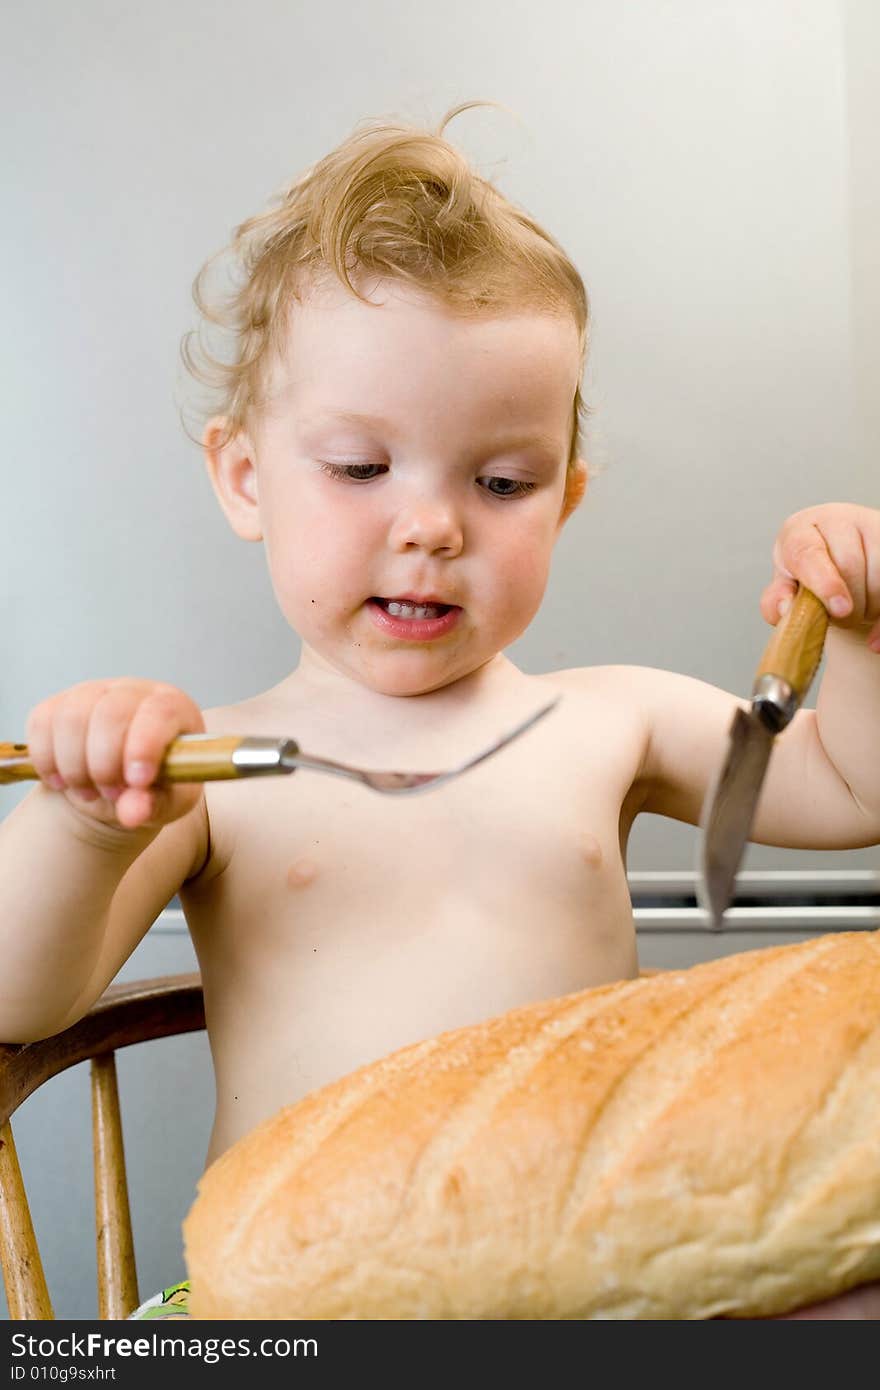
[338,649,481,700]
[350,667,468,699]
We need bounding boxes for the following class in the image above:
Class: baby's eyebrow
[304,410,392,432]
[482,431,564,458]
[304,411,563,457]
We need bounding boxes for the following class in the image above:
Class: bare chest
[184,700,644,1152]
[195,727,633,919]
[183,702,643,1014]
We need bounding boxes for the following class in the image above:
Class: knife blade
[697,586,829,928]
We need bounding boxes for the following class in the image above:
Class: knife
[697,586,829,928]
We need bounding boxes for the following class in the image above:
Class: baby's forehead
[259,297,577,446]
[239,273,583,455]
[272,276,582,390]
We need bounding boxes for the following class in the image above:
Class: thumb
[760,568,798,626]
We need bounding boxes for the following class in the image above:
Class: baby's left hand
[760,503,880,651]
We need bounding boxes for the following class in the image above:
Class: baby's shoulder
[184,690,296,886]
[535,661,722,746]
[536,661,690,703]
[201,690,282,733]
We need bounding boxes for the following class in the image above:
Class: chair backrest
[0,974,205,1320]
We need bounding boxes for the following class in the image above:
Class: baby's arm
[0,680,208,1042]
[630,504,880,848]
[626,663,880,850]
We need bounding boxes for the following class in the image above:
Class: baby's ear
[558,457,588,525]
[204,418,262,542]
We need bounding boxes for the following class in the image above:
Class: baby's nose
[387,497,464,557]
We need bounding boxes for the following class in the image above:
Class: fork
[0,698,559,797]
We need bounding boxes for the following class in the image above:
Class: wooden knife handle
[0,736,250,785]
[755,586,829,701]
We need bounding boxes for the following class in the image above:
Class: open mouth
[366,597,462,641]
[370,597,456,620]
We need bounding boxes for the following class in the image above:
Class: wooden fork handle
[0,736,285,785]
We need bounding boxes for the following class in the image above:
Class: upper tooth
[387,602,435,618]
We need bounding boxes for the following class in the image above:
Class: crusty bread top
[184,931,880,1319]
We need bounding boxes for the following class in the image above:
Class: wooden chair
[0,974,205,1320]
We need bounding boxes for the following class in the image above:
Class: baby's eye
[478,476,537,498]
[319,462,388,482]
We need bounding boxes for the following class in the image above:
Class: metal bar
[628,869,880,898]
[634,905,880,933]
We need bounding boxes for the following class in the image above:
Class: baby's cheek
[499,538,554,608]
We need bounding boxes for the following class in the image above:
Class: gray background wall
[2,0,878,1319]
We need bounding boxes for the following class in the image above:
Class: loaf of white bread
[183,930,880,1319]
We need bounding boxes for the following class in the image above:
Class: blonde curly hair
[182,103,589,464]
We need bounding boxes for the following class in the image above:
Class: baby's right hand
[26,679,206,832]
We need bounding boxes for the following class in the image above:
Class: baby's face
[227,279,583,697]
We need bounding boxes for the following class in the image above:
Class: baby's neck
[295,644,520,702]
[266,648,543,765]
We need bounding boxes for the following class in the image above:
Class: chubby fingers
[117,684,204,788]
[27,682,113,797]
[25,679,205,829]
[113,685,205,827]
[759,557,798,628]
[760,515,856,627]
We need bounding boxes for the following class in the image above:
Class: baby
[3,108,879,1319]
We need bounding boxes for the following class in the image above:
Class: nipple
[287,857,319,890]
[580,833,603,870]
